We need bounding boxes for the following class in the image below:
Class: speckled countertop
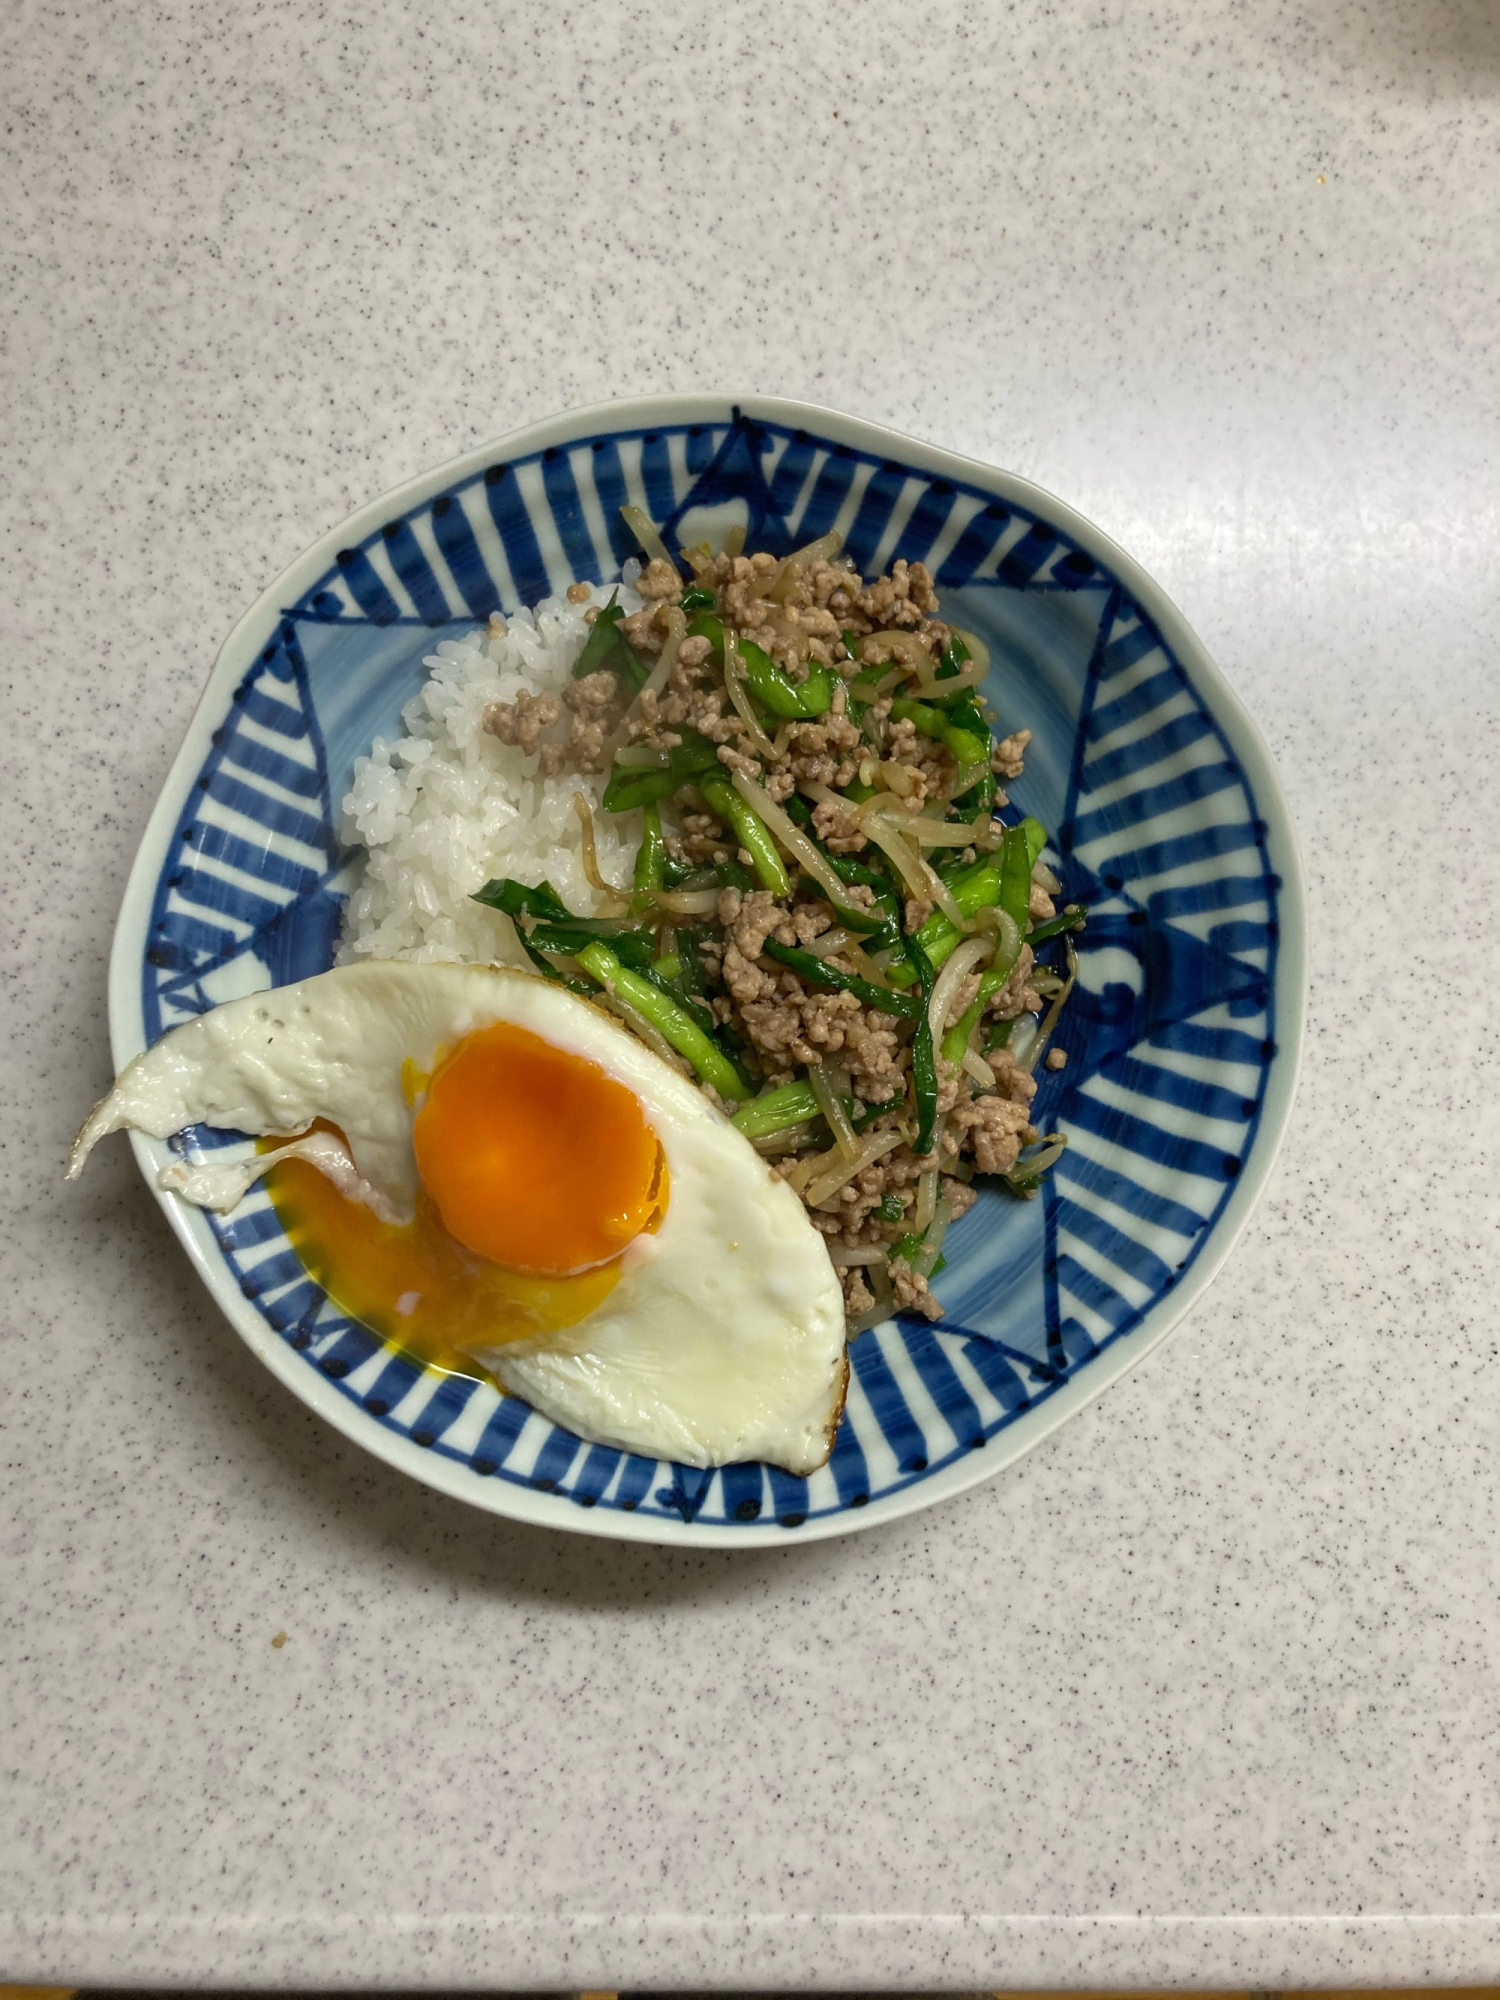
[4,0,1498,1987]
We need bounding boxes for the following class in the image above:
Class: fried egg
[68,962,848,1473]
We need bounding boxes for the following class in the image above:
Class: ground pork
[974,947,1041,1023]
[634,557,682,600]
[811,796,868,853]
[785,713,863,789]
[888,1256,942,1320]
[950,1089,1035,1175]
[623,601,687,653]
[679,812,729,864]
[739,986,865,1066]
[483,688,559,754]
[854,559,939,628]
[942,1176,979,1221]
[844,1009,906,1096]
[560,671,623,773]
[991,727,1032,779]
[841,1266,876,1319]
[941,972,983,1034]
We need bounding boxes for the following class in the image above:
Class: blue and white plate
[111,395,1306,1545]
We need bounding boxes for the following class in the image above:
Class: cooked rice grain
[337,580,643,965]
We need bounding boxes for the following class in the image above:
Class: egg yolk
[414,1020,665,1275]
[261,1022,669,1380]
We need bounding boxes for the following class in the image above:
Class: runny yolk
[414,1020,665,1275]
[261,1022,668,1380]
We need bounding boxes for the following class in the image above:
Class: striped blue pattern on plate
[134,405,1291,1534]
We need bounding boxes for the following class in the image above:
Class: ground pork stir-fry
[476,525,1084,1331]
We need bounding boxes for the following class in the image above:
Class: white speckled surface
[4,0,1498,1986]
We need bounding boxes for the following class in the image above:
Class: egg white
[69,962,849,1474]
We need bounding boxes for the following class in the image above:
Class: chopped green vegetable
[762,938,923,1019]
[1027,904,1087,943]
[804,875,900,941]
[940,955,1020,1065]
[687,614,837,718]
[948,691,989,735]
[611,643,651,697]
[1003,1133,1069,1197]
[884,856,1005,985]
[949,953,1022,1056]
[877,1191,907,1223]
[852,1093,906,1133]
[881,821,1053,986]
[925,827,1050,1058]
[679,586,716,612]
[667,925,711,996]
[903,931,939,1155]
[601,728,722,812]
[999,823,1034,935]
[886,1222,947,1284]
[571,591,624,677]
[520,954,595,995]
[645,929,717,1024]
[570,590,650,693]
[934,844,984,882]
[527,920,656,968]
[471,876,571,923]
[935,631,970,683]
[821,847,892,893]
[741,640,839,718]
[811,897,901,943]
[575,942,747,1101]
[469,879,604,991]
[890,695,989,771]
[731,1079,820,1138]
[485,903,645,940]
[951,768,997,817]
[715,1011,755,1067]
[657,863,706,892]
[698,772,791,897]
[640,964,716,1029]
[662,858,757,895]
[469,878,658,972]
[890,1227,944,1270]
[633,802,666,892]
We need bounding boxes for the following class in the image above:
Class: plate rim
[107,391,1308,1547]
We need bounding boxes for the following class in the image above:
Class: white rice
[336,572,646,965]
